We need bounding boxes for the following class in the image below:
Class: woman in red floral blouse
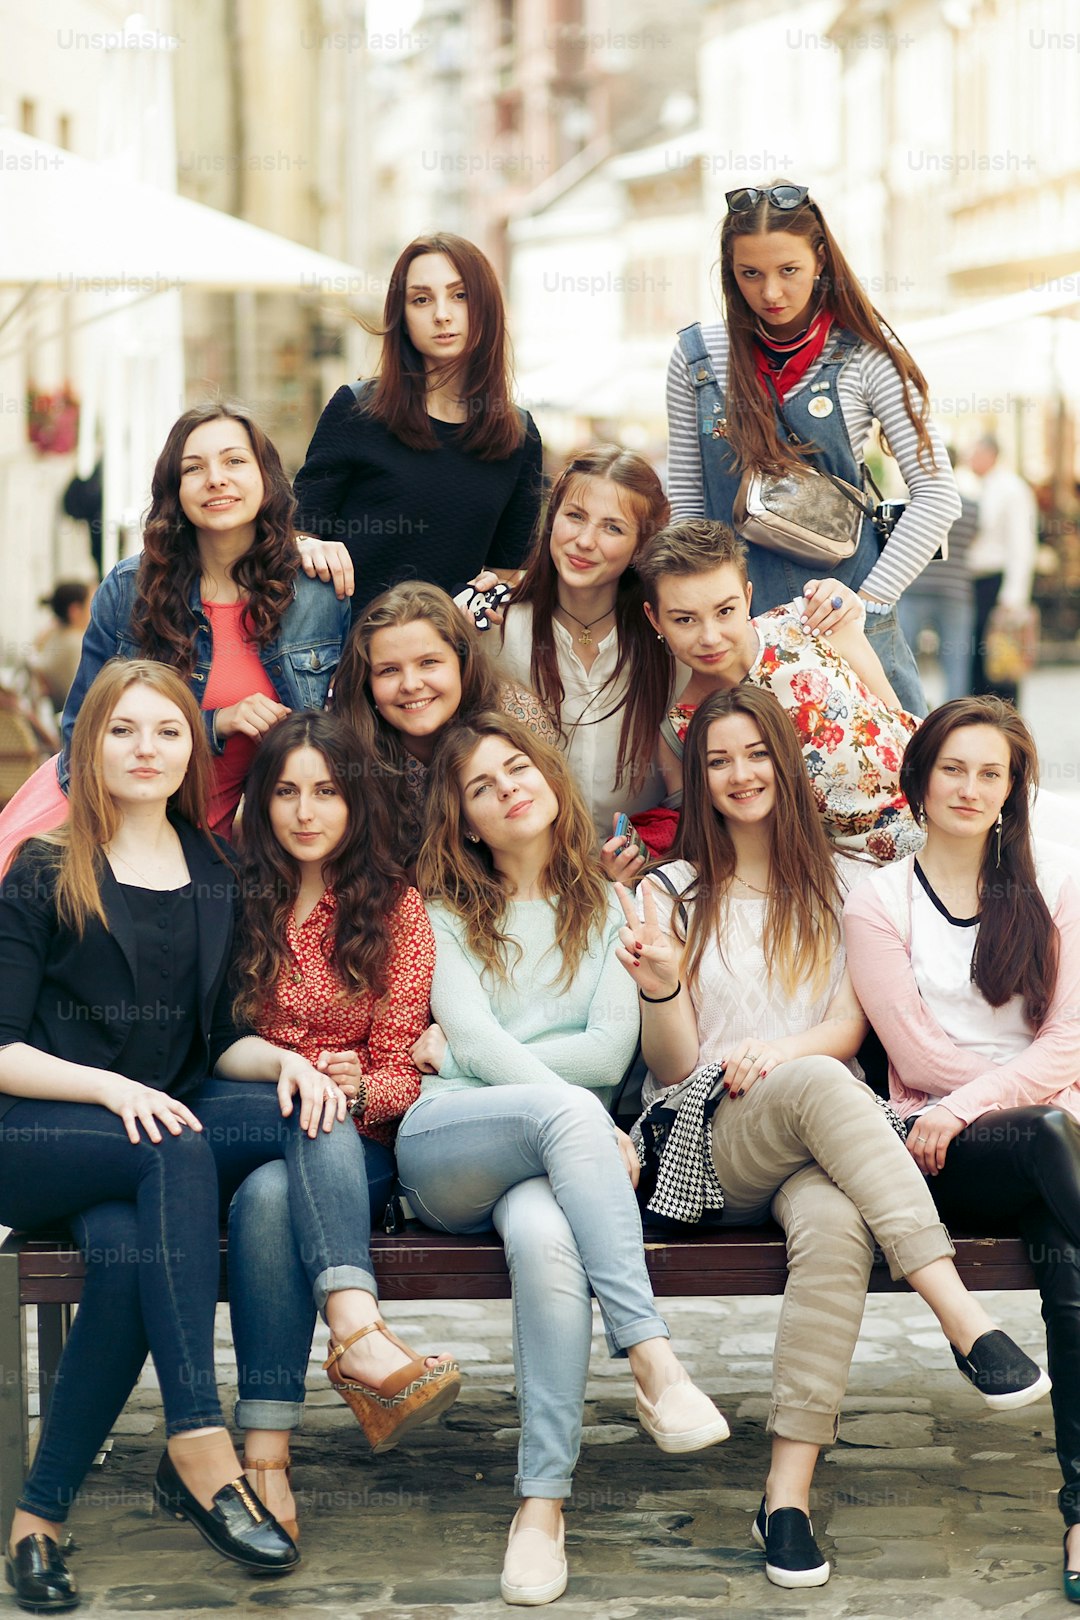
[225,711,459,1533]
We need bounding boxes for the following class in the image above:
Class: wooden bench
[0,1223,1037,1528]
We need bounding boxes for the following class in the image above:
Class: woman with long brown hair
[332,579,555,870]
[619,685,1050,1592]
[667,182,961,714]
[294,233,542,618]
[397,713,727,1606]
[843,697,1080,1603]
[221,710,460,1536]
[492,445,671,868]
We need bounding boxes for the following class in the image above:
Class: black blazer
[0,816,246,1119]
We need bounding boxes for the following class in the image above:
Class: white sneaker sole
[978,1366,1052,1409]
[499,1566,569,1606]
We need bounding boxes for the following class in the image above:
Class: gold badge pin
[807,396,834,418]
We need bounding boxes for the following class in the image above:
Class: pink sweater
[842,853,1080,1126]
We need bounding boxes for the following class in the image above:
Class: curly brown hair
[136,403,299,678]
[232,711,407,1028]
[417,713,610,990]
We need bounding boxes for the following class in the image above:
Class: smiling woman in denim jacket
[0,404,349,861]
[666,183,961,716]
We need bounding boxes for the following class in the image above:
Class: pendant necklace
[557,603,615,647]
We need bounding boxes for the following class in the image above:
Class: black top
[0,817,250,1121]
[293,384,544,617]
[115,883,200,1095]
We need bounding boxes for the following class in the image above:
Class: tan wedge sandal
[243,1457,299,1542]
[323,1320,462,1454]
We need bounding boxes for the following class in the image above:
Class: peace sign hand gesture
[614,880,680,1002]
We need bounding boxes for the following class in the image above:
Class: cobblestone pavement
[20,1287,1076,1619]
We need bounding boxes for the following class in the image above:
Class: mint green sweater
[420,896,639,1108]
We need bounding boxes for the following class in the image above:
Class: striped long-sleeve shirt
[665,322,962,604]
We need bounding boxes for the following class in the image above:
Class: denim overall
[676,322,926,715]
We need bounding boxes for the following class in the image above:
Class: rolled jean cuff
[608,1313,669,1354]
[313,1264,378,1316]
[768,1399,840,1448]
[1060,1483,1080,1528]
[235,1398,304,1432]
[883,1220,954,1283]
[517,1474,573,1500]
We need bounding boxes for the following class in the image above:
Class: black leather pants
[927,1106,1080,1526]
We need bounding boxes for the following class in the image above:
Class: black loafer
[153,1452,299,1575]
[951,1330,1052,1409]
[752,1496,830,1588]
[4,1533,79,1612]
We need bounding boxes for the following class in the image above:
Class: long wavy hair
[718,187,936,477]
[417,713,610,990]
[136,403,299,678]
[232,711,407,1027]
[668,685,842,999]
[361,233,524,460]
[900,696,1058,1027]
[506,446,670,789]
[333,581,505,865]
[39,660,212,935]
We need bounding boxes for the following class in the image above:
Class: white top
[963,462,1037,607]
[640,854,865,1106]
[494,602,666,841]
[910,864,1032,1066]
[666,322,961,604]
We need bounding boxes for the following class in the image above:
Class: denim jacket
[59,554,350,788]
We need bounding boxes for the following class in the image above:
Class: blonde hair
[45,660,211,933]
[417,713,609,990]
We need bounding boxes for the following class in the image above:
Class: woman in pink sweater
[843,695,1080,1605]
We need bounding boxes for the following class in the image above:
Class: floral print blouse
[668,600,922,861]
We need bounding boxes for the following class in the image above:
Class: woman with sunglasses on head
[618,684,1051,1591]
[843,697,1080,1604]
[667,182,960,716]
[294,233,542,621]
[399,713,728,1606]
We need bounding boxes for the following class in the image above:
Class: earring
[995,810,1003,867]
[656,632,665,645]
[465,832,480,845]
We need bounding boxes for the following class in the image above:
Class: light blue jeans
[395,1084,669,1500]
[226,1127,395,1431]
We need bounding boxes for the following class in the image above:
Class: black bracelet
[639,981,681,1004]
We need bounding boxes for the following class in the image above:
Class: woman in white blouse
[617,683,1049,1591]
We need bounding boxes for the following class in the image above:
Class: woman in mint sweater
[398,713,727,1608]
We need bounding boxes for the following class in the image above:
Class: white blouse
[494,603,666,841]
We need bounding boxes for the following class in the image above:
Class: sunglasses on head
[725,185,810,213]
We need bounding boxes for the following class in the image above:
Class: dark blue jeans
[0,1079,375,1520]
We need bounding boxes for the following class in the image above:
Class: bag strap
[645,864,690,936]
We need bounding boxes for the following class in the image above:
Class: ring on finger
[830,593,844,611]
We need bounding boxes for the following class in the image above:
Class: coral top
[202,601,278,835]
[258,884,434,1147]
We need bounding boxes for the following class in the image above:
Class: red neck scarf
[753,311,833,403]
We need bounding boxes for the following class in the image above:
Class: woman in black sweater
[294,233,542,618]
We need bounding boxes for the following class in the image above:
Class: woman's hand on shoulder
[801,578,867,637]
[411,1022,448,1075]
[215,693,291,741]
[296,536,354,600]
[721,1037,788,1098]
[276,1050,347,1136]
[613,880,679,1000]
[905,1104,965,1176]
[96,1075,203,1145]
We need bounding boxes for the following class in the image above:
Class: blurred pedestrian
[897,450,978,701]
[966,435,1038,705]
[32,581,94,715]
[294,233,542,619]
[667,182,961,716]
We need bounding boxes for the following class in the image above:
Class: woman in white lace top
[615,683,1050,1592]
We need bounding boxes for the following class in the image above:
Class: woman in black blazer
[0,661,391,1613]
